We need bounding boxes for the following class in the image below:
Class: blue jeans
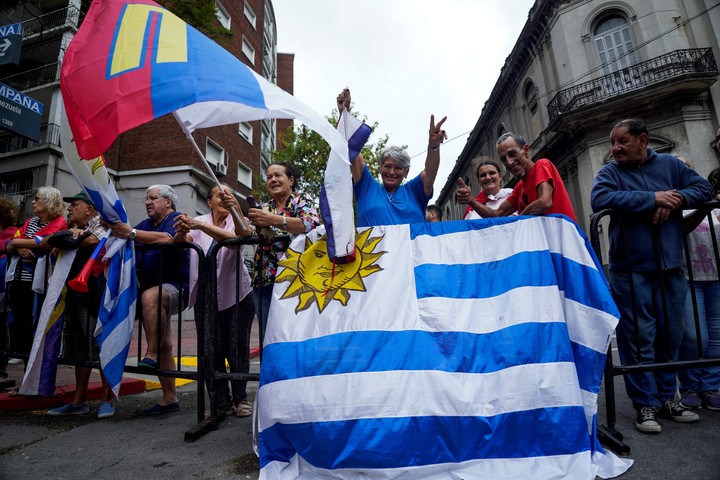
[253,286,273,344]
[610,269,687,408]
[678,280,720,393]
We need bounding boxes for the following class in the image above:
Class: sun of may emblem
[275,228,386,314]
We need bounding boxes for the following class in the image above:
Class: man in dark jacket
[591,118,714,434]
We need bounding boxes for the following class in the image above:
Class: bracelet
[34,235,43,245]
[428,144,440,152]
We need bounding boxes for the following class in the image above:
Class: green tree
[156,0,232,40]
[269,109,394,203]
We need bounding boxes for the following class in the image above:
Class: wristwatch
[281,217,288,230]
[129,228,137,240]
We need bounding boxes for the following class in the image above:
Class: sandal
[235,400,252,417]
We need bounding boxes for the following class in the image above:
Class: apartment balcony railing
[21,6,81,38]
[547,48,718,122]
[0,123,61,155]
[0,63,59,91]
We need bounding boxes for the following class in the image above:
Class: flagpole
[173,114,248,232]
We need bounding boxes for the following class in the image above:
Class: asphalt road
[3,361,720,479]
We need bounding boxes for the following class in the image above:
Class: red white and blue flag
[60,0,348,164]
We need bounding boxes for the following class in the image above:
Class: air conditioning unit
[214,163,227,176]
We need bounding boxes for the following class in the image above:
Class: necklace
[384,188,396,203]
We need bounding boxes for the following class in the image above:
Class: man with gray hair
[456,132,576,221]
[110,184,189,415]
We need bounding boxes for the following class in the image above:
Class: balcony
[0,123,61,155]
[0,63,59,91]
[21,6,82,39]
[547,48,718,123]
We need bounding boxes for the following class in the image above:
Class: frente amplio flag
[257,215,632,479]
[61,0,348,166]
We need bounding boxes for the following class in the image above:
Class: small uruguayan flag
[257,215,632,479]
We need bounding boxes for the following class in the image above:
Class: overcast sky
[272,0,537,199]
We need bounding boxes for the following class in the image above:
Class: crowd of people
[0,92,719,439]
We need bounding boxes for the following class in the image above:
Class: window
[523,80,538,114]
[244,2,256,29]
[215,1,231,29]
[497,124,506,140]
[238,162,252,188]
[239,122,253,144]
[593,14,637,74]
[205,138,225,166]
[242,36,255,64]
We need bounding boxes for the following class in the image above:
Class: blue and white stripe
[258,215,631,479]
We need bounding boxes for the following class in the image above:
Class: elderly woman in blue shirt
[337,88,447,227]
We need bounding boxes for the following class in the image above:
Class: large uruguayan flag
[61,0,348,168]
[257,215,632,479]
[59,107,136,398]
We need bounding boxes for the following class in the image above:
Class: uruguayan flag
[97,237,136,397]
[257,215,632,479]
[60,106,136,398]
[319,111,372,263]
[20,251,76,396]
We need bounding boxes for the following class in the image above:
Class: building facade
[437,0,720,239]
[0,0,290,224]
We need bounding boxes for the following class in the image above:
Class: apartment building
[436,0,720,237]
[0,0,292,223]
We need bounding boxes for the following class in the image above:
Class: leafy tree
[269,109,394,204]
[156,0,232,40]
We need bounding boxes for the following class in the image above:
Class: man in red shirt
[456,132,577,221]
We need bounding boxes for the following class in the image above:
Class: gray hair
[379,146,411,170]
[496,132,527,148]
[36,186,65,219]
[147,184,177,210]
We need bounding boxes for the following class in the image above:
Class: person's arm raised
[421,114,448,196]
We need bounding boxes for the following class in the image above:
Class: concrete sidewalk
[0,316,262,412]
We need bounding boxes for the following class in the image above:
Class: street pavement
[2,322,720,479]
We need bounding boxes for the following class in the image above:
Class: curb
[1,349,262,412]
[0,378,146,412]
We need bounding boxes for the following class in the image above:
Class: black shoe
[658,400,699,423]
[635,406,661,433]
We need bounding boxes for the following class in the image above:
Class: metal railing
[590,203,720,454]
[0,123,61,155]
[20,6,82,38]
[0,63,59,91]
[548,48,718,121]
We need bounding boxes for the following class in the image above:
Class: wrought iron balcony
[0,123,61,155]
[21,6,81,38]
[0,63,59,91]
[547,48,718,122]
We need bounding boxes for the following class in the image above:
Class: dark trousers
[201,292,255,410]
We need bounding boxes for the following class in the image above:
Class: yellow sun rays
[275,228,386,314]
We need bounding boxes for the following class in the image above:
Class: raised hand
[336,88,351,113]
[456,177,473,204]
[429,114,448,148]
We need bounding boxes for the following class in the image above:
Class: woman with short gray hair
[337,88,447,227]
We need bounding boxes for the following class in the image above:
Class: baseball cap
[63,191,95,208]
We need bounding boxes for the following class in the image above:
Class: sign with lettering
[0,81,43,141]
[0,23,22,66]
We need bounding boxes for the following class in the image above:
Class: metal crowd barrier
[186,234,291,441]
[590,202,720,454]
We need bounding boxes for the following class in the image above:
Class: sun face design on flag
[276,228,386,314]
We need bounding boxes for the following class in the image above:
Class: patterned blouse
[252,190,320,288]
